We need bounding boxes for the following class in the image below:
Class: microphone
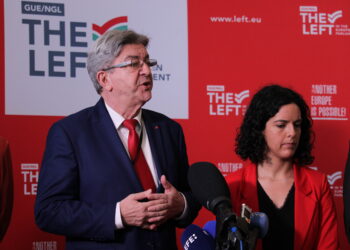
[250,212,269,238]
[188,162,269,250]
[188,162,250,249]
[188,162,231,213]
[181,224,215,250]
[203,212,269,240]
[203,220,216,238]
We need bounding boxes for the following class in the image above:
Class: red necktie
[123,119,156,192]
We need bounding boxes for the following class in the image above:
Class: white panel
[5,0,188,119]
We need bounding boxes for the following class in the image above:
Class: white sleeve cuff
[176,192,188,220]
[115,202,125,229]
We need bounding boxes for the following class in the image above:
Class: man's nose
[139,61,151,76]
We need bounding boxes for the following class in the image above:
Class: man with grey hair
[35,30,200,250]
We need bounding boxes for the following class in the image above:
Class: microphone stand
[212,197,258,250]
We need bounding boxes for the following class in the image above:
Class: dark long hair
[235,84,314,166]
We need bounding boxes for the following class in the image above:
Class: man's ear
[96,71,112,91]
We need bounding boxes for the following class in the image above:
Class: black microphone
[187,162,231,213]
[188,162,251,249]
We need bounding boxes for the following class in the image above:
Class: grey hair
[87,30,149,94]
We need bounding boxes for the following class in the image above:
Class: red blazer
[226,163,339,250]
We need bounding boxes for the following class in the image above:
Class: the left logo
[92,16,128,40]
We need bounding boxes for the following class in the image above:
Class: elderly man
[35,30,200,250]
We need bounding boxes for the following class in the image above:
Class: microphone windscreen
[181,224,215,250]
[250,212,269,238]
[188,162,230,210]
[203,220,216,238]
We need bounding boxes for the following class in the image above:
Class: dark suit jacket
[0,137,13,242]
[226,163,339,250]
[35,98,200,250]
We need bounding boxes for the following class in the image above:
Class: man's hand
[120,176,185,230]
[120,189,167,230]
[147,175,185,224]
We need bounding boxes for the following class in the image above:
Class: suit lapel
[294,166,316,250]
[142,110,164,192]
[92,98,144,191]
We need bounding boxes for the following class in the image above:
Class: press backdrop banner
[1,0,349,249]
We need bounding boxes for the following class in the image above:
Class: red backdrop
[1,0,349,249]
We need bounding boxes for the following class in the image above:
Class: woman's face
[263,103,302,162]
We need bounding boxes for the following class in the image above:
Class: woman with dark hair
[226,85,339,249]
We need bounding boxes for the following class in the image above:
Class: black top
[257,181,295,250]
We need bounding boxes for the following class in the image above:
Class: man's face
[103,44,153,107]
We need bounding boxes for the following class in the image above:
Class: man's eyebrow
[123,55,150,60]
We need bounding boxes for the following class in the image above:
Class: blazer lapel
[240,164,262,250]
[294,166,316,250]
[241,164,260,212]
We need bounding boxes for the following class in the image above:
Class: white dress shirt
[105,104,159,229]
[105,103,188,229]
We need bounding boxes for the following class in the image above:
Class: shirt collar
[104,102,143,130]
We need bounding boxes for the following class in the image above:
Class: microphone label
[183,233,198,250]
